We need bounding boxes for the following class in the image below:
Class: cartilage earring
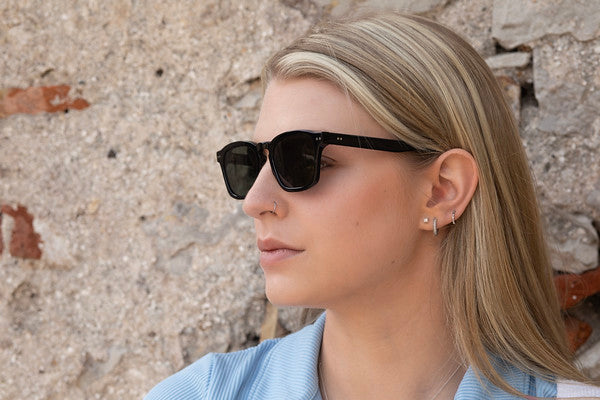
[433,217,438,236]
[451,210,456,225]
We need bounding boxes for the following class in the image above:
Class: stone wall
[0,1,598,398]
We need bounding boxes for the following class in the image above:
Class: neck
[319,258,465,400]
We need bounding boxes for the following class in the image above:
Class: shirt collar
[454,357,555,399]
[251,312,552,399]
[250,313,326,399]
[454,360,533,399]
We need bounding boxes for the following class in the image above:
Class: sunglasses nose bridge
[256,141,269,167]
[243,144,286,204]
[251,141,279,188]
[257,140,295,194]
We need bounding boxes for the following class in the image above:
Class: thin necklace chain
[428,364,461,400]
[318,359,461,400]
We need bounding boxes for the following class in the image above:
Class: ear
[418,149,479,234]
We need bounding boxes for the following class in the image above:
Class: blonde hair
[262,12,591,397]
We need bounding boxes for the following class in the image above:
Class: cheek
[309,174,417,267]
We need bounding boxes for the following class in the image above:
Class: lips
[257,238,303,266]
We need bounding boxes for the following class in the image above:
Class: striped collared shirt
[145,313,596,399]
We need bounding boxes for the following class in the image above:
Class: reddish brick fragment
[554,266,600,309]
[0,205,42,259]
[0,85,90,117]
[564,315,592,353]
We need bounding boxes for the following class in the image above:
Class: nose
[242,158,284,219]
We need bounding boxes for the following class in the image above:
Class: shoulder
[143,341,279,400]
[557,379,600,398]
[143,351,215,400]
[456,360,557,399]
[144,313,325,400]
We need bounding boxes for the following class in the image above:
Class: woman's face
[243,78,429,309]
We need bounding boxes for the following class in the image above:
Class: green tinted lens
[223,144,260,197]
[272,132,317,189]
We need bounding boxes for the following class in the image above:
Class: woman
[145,12,600,399]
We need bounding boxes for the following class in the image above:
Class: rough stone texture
[0,1,599,399]
[573,296,600,377]
[435,0,495,57]
[361,0,449,14]
[485,52,531,70]
[0,2,310,399]
[314,0,449,19]
[492,0,600,49]
[545,209,599,274]
[495,75,522,124]
[522,34,600,224]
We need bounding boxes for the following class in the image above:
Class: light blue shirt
[144,313,556,399]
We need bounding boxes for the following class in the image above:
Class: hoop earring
[433,217,438,236]
[451,210,456,225]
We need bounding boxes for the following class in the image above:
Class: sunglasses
[216,130,419,199]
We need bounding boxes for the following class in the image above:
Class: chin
[265,286,305,307]
[264,280,322,308]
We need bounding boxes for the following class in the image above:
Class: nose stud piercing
[270,201,277,214]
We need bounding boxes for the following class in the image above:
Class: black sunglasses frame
[216,130,420,199]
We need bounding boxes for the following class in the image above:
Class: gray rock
[361,0,449,14]
[313,0,354,17]
[587,190,600,210]
[435,0,495,57]
[544,208,599,274]
[314,0,449,18]
[521,35,600,221]
[493,0,600,49]
[572,298,600,379]
[578,338,600,378]
[533,36,600,137]
[485,52,531,70]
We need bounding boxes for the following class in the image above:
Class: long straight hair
[262,12,591,396]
